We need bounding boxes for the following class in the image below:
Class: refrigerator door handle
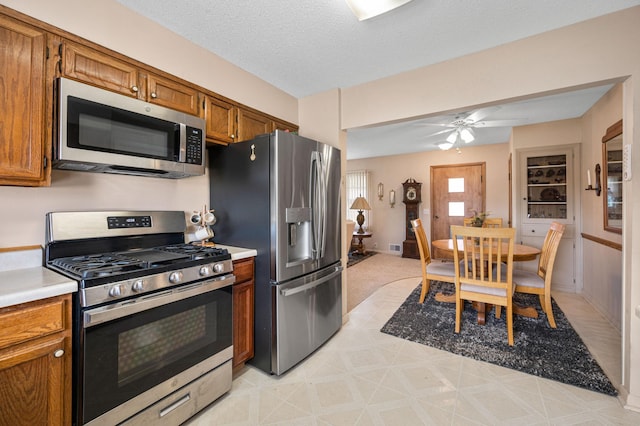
[279,265,342,297]
[310,151,327,260]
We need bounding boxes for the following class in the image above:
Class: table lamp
[350,196,371,234]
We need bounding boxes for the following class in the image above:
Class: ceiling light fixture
[345,0,414,21]
[460,127,475,143]
[438,126,475,151]
[438,142,453,151]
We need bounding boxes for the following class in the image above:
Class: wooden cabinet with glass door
[526,153,568,220]
[602,119,623,233]
[518,146,576,293]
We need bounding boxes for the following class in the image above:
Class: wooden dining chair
[463,217,503,228]
[512,221,565,328]
[451,225,516,345]
[411,218,457,304]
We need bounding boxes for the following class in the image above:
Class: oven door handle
[83,275,234,328]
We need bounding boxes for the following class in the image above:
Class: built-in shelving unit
[526,154,568,219]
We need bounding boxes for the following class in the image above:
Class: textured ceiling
[116,0,638,158]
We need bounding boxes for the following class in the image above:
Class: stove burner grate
[52,253,146,278]
[49,244,230,280]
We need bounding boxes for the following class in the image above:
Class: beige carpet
[346,252,422,311]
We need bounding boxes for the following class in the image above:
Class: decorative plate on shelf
[540,187,560,201]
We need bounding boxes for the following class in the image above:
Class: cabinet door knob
[531,229,535,233]
[131,85,139,93]
[434,215,439,219]
[54,349,65,358]
[150,92,157,99]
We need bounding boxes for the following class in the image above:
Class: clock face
[407,187,417,201]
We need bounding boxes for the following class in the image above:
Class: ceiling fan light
[460,128,475,143]
[345,0,414,21]
[445,131,458,143]
[438,142,453,151]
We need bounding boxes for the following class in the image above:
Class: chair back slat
[451,225,515,291]
[537,221,566,280]
[463,217,503,228]
[411,218,432,265]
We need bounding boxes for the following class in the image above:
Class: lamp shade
[350,196,371,211]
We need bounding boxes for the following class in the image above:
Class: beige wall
[580,84,624,330]
[347,143,511,253]
[341,7,640,409]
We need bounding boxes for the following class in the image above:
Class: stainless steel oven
[45,211,234,425]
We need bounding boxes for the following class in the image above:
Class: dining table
[431,238,542,325]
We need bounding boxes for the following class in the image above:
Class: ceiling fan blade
[415,122,457,128]
[423,128,454,137]
[465,106,501,124]
[473,119,527,127]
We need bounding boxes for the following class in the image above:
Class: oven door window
[81,287,232,423]
[67,96,180,161]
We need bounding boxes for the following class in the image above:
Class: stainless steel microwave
[54,77,205,179]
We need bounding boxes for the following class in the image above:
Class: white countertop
[0,245,256,309]
[217,245,257,261]
[0,247,77,308]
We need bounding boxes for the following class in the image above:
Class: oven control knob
[213,263,224,273]
[199,265,212,277]
[169,271,183,284]
[132,280,144,292]
[108,285,123,298]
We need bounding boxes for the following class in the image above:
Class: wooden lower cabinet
[0,294,72,426]
[232,257,255,371]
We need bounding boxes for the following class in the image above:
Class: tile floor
[186,278,640,425]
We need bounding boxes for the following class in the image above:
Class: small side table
[351,231,372,255]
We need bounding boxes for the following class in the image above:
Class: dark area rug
[347,251,376,268]
[380,281,617,396]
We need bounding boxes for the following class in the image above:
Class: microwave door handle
[177,123,187,162]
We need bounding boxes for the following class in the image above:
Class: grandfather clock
[402,178,421,259]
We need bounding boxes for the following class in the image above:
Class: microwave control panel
[185,127,204,165]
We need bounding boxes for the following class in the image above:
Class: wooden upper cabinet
[147,73,200,116]
[62,41,141,98]
[0,15,48,186]
[272,119,298,133]
[62,41,200,116]
[204,95,237,144]
[237,108,272,142]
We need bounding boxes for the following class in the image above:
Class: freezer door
[273,264,342,375]
[273,132,341,283]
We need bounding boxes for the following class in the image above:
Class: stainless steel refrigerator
[209,131,342,375]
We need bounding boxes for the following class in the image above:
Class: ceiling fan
[417,106,523,151]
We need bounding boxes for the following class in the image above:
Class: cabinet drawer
[521,223,574,239]
[520,224,549,238]
[233,258,254,284]
[0,295,70,350]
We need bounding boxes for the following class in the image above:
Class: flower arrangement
[469,210,490,227]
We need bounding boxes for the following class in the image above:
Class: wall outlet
[373,242,378,248]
